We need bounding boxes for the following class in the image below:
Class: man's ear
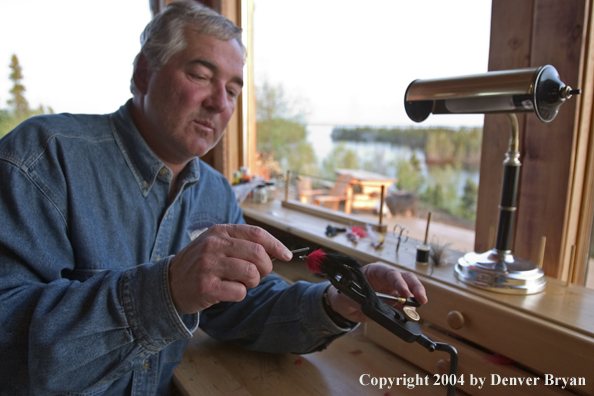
[133,53,151,95]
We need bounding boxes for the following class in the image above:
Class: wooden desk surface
[174,327,467,396]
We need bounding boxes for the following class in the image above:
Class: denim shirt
[0,102,348,396]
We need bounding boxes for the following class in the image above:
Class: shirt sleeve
[0,161,195,394]
[199,274,356,354]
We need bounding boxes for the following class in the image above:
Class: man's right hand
[167,224,293,314]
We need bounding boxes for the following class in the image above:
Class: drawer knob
[436,359,450,375]
[447,310,465,329]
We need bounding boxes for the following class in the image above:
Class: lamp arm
[493,114,521,268]
[507,112,519,153]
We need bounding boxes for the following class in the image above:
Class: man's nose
[203,83,228,113]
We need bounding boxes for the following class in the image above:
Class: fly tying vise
[304,248,459,396]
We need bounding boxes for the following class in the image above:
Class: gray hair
[130,0,246,94]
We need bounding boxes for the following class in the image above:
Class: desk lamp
[404,65,581,294]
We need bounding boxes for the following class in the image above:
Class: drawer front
[414,278,594,395]
[365,323,571,396]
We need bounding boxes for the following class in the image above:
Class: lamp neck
[507,113,519,154]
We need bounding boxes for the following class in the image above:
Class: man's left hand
[326,263,428,323]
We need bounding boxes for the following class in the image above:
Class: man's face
[139,29,244,164]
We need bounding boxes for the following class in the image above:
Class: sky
[0,0,491,127]
[252,0,492,127]
[0,0,151,115]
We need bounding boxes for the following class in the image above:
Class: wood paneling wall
[196,0,243,180]
[574,2,594,284]
[476,0,590,279]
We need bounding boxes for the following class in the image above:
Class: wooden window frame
[476,0,593,284]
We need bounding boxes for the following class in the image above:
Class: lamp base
[455,249,546,295]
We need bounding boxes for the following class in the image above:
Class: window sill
[242,199,594,336]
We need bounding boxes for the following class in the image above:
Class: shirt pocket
[186,212,225,241]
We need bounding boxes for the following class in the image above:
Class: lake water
[306,124,480,197]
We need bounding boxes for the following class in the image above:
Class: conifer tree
[7,54,29,114]
[1,54,52,139]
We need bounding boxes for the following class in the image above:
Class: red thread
[306,249,326,273]
[487,354,514,365]
[351,226,367,237]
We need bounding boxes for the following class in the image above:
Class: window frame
[475,0,593,284]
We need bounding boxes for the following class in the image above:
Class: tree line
[331,125,482,165]
[0,54,53,140]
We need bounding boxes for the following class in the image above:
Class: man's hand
[168,224,293,314]
[326,263,428,323]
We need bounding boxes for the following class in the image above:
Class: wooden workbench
[174,199,594,396]
[173,327,466,396]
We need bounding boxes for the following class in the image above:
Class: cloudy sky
[0,0,491,127]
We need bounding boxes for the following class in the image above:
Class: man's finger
[401,271,428,304]
[215,279,248,302]
[214,257,262,289]
[223,224,293,261]
[384,269,413,298]
[365,264,428,305]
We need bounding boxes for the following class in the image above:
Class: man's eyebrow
[190,58,244,88]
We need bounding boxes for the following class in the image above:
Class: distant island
[331,125,482,165]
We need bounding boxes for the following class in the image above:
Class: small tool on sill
[304,249,458,396]
[346,226,366,244]
[393,224,409,253]
[416,212,432,265]
[366,224,385,249]
[325,225,347,237]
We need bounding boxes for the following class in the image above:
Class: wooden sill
[241,199,594,339]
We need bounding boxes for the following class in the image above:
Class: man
[0,1,426,395]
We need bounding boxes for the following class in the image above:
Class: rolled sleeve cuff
[119,256,198,353]
[300,281,359,336]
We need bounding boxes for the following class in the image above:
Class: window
[250,0,492,255]
[244,0,594,287]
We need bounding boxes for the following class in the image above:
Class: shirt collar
[109,100,201,197]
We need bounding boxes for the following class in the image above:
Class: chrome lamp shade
[405,65,579,123]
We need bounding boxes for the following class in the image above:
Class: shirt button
[159,168,168,176]
[142,360,151,370]
[142,183,148,190]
